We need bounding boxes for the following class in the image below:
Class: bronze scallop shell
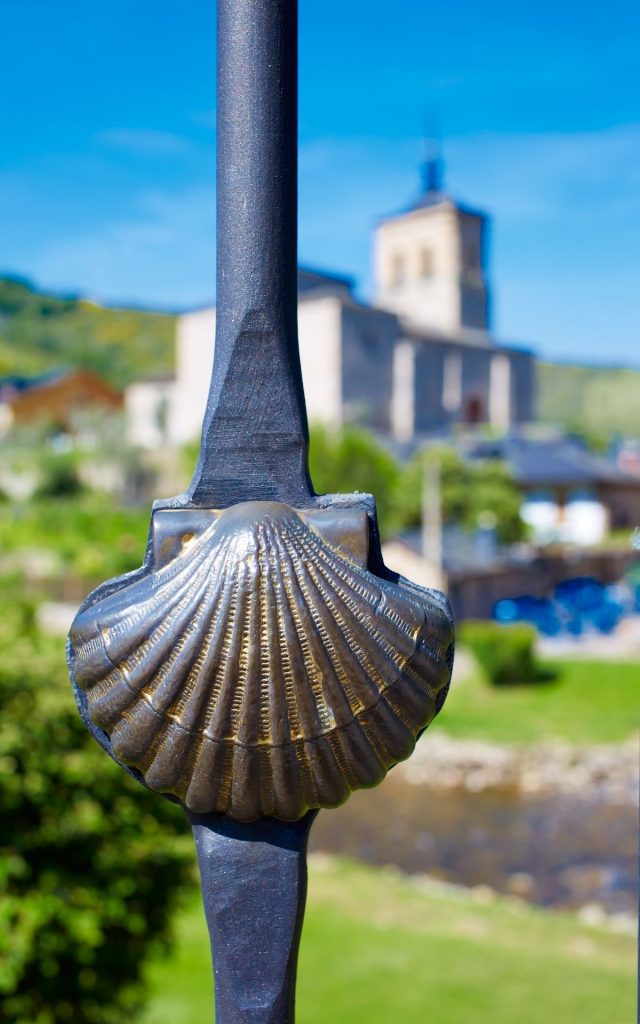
[69,500,453,822]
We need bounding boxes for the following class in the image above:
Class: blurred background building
[126,156,535,450]
[1,4,638,1019]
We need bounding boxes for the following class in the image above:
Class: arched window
[391,254,406,286]
[420,248,434,278]
[463,392,485,425]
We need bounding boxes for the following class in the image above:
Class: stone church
[127,159,535,449]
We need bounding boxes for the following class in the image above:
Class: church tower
[373,145,490,334]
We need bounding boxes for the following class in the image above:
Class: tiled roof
[466,435,636,487]
[0,370,66,397]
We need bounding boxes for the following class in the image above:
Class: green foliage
[308,429,524,544]
[537,361,640,442]
[399,445,468,528]
[399,446,526,544]
[309,424,402,538]
[437,656,640,745]
[467,460,528,544]
[182,441,200,487]
[0,276,175,388]
[0,497,150,582]
[34,452,86,499]
[458,621,540,686]
[0,579,192,1024]
[564,424,611,456]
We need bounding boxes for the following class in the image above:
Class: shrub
[35,452,85,499]
[0,581,193,1024]
[309,424,402,539]
[0,497,149,583]
[458,620,539,686]
[399,446,527,545]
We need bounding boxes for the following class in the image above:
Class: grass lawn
[433,656,640,746]
[141,857,636,1024]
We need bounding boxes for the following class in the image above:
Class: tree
[309,424,403,539]
[0,581,193,1024]
[0,275,175,388]
[34,452,86,499]
[399,445,526,545]
[467,458,527,544]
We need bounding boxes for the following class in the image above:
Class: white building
[127,160,535,450]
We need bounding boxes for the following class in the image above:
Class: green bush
[399,446,527,545]
[309,424,402,539]
[0,497,149,582]
[458,620,539,686]
[35,452,85,499]
[0,275,175,389]
[0,580,193,1024]
[186,430,526,547]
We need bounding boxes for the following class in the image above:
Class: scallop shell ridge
[70,501,453,822]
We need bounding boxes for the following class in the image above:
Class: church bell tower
[374,143,490,335]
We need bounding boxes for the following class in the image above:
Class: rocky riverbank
[398,732,639,805]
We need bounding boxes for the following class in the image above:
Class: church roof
[178,267,355,316]
[408,191,488,220]
[400,321,533,358]
[403,323,495,350]
[297,267,355,298]
[378,148,488,224]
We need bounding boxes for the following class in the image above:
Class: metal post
[190,0,311,510]
[67,2,454,1021]
[189,812,316,1024]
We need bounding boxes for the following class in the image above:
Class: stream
[310,772,637,914]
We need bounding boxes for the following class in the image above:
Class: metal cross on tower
[67,2,454,1021]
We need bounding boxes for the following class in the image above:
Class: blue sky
[1,0,638,364]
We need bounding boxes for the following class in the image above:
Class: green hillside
[2,277,638,440]
[537,360,640,440]
[0,276,176,389]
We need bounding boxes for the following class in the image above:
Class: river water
[310,773,637,914]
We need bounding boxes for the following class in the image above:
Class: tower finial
[421,112,444,197]
[421,136,444,196]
